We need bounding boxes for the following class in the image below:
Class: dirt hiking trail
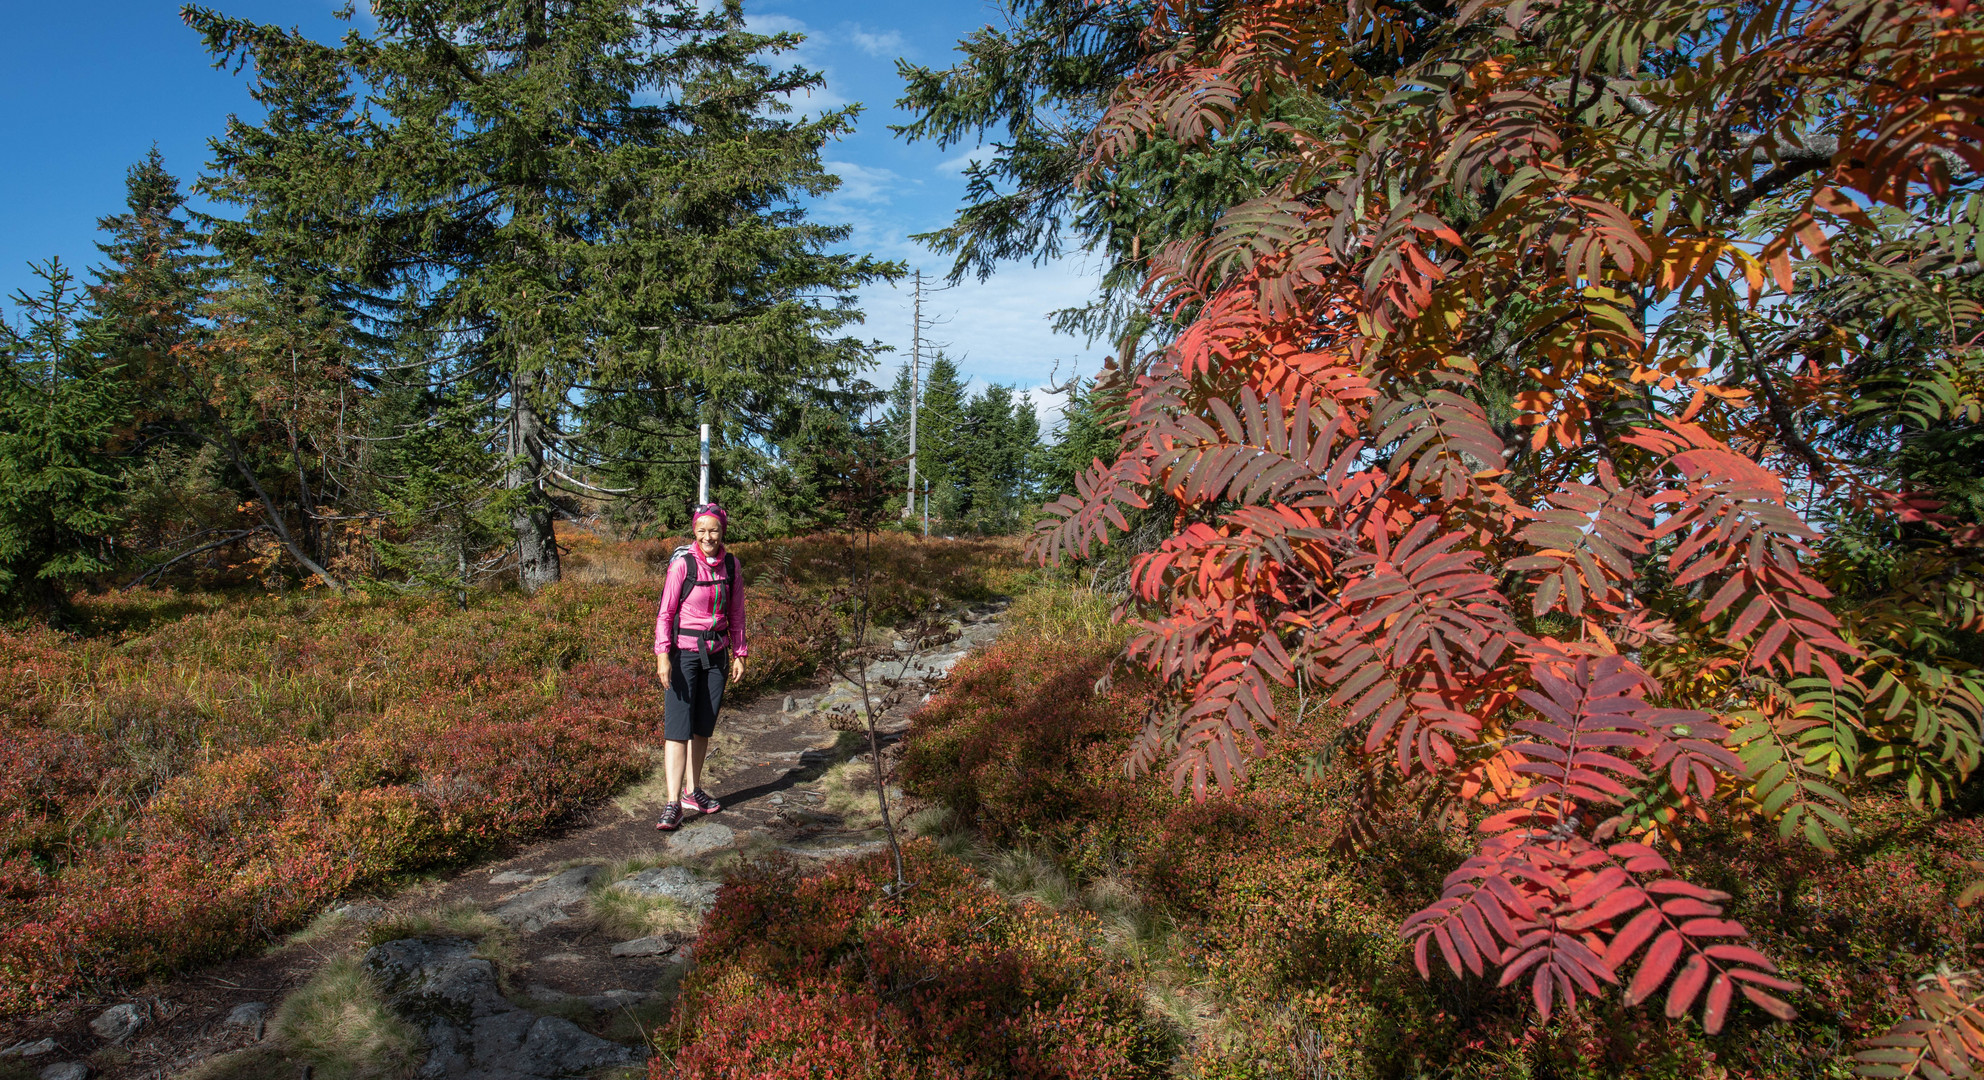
[0,602,1008,1080]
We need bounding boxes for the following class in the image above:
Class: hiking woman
[653,503,746,831]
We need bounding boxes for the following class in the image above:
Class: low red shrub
[0,534,1019,1014]
[904,612,1984,1079]
[662,841,1169,1079]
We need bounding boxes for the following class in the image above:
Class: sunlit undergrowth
[901,585,1984,1079]
[0,530,1019,1014]
[656,838,1172,1079]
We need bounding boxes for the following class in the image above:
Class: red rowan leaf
[1703,973,1734,1034]
[1626,930,1683,1005]
[1603,908,1667,971]
[1739,985,1798,1021]
[1666,954,1712,1019]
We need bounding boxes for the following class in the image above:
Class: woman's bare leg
[685,735,710,794]
[663,739,688,804]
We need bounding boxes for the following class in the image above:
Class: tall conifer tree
[0,263,129,615]
[187,0,896,587]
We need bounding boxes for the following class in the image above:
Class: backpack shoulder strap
[668,546,701,626]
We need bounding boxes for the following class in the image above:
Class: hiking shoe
[655,803,683,831]
[683,788,722,815]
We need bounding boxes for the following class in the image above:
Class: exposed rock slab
[366,937,637,1080]
[490,866,600,932]
[665,820,735,858]
[609,866,719,912]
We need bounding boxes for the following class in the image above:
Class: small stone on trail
[39,1063,88,1080]
[333,903,386,925]
[665,821,735,858]
[782,694,795,713]
[0,1038,55,1057]
[222,1002,268,1037]
[769,793,785,805]
[524,984,573,1005]
[611,865,720,911]
[488,870,539,885]
[89,1003,144,1044]
[608,936,675,958]
[584,990,649,1012]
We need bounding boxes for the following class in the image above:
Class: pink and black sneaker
[682,788,722,815]
[655,803,683,831]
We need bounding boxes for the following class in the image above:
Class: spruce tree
[81,151,240,578]
[1039,376,1117,497]
[188,0,897,584]
[87,149,208,419]
[0,262,129,615]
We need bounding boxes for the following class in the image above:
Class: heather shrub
[904,586,1984,1078]
[661,840,1170,1079]
[0,532,1018,1012]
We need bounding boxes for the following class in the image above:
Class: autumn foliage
[0,531,1012,1015]
[660,840,1168,1079]
[1034,0,1984,1064]
[907,593,1984,1075]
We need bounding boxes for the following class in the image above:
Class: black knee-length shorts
[663,647,726,741]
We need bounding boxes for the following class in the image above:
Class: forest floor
[0,601,1008,1080]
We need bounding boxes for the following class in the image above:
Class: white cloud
[823,159,909,204]
[935,149,987,176]
[850,256,1109,410]
[844,25,907,58]
[741,12,855,114]
[745,12,813,37]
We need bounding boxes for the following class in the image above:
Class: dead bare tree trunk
[507,370,560,592]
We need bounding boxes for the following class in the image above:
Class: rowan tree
[1027,0,1984,1064]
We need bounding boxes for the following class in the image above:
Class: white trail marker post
[698,423,710,507]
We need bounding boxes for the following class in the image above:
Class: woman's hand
[729,655,745,686]
[657,653,668,680]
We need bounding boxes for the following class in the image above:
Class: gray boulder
[366,937,637,1080]
[39,1063,89,1080]
[608,936,675,958]
[0,1039,55,1058]
[334,903,387,925]
[222,1001,268,1038]
[89,1003,143,1044]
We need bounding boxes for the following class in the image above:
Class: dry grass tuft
[588,882,699,941]
[181,954,421,1080]
[365,902,506,948]
[1004,585,1133,646]
[271,954,422,1079]
[817,758,893,830]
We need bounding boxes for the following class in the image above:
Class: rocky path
[0,604,1006,1080]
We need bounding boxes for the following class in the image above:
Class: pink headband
[692,503,728,533]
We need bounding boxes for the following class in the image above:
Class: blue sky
[0,1,1106,420]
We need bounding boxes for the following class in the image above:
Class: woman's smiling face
[693,516,724,555]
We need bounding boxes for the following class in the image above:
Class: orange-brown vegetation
[0,530,1020,1014]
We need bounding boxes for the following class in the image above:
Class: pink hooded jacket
[653,546,748,658]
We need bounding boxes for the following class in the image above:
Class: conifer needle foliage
[1025,0,1984,1059]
